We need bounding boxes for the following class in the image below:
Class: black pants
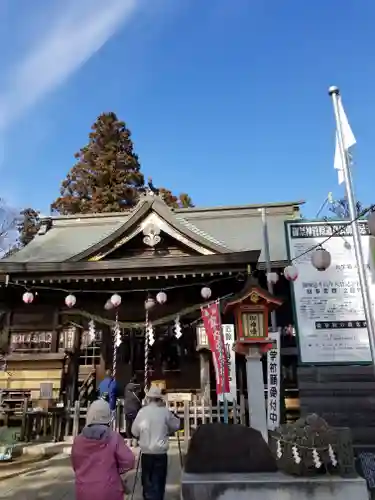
[126,413,137,438]
[141,453,168,500]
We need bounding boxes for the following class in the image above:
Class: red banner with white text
[201,301,230,395]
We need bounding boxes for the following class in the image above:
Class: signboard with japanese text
[267,329,280,430]
[196,323,237,401]
[285,220,375,364]
[218,324,237,402]
[201,302,230,395]
[40,382,53,400]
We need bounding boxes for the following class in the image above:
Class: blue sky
[0,0,374,217]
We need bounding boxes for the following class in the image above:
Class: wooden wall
[298,365,375,446]
[0,357,64,400]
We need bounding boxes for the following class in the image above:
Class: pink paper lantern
[22,291,34,304]
[65,294,76,308]
[284,265,298,282]
[156,291,167,304]
[110,293,122,308]
[201,287,212,299]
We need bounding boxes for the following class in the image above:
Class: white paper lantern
[284,265,298,282]
[65,294,76,308]
[22,291,34,304]
[311,248,331,271]
[110,293,122,308]
[368,211,375,236]
[156,291,167,304]
[145,297,156,310]
[267,272,279,284]
[104,299,114,311]
[201,286,212,299]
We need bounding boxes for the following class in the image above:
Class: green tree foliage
[18,208,40,247]
[158,188,194,209]
[51,112,145,214]
[51,112,193,215]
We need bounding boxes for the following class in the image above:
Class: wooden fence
[70,396,248,447]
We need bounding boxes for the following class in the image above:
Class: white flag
[334,95,356,185]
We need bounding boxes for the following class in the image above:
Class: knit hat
[86,399,111,426]
[145,387,163,399]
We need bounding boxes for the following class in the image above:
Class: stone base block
[181,472,368,500]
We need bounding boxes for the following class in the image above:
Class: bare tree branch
[0,199,19,256]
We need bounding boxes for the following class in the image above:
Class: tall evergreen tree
[18,208,41,247]
[51,112,145,214]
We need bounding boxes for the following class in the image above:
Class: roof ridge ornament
[143,222,161,247]
[146,177,159,197]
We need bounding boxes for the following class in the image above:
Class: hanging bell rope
[144,310,150,391]
[112,311,121,379]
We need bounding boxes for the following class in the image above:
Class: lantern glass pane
[242,313,264,339]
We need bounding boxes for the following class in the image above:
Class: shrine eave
[223,276,283,313]
[0,250,260,283]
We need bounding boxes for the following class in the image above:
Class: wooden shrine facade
[0,193,302,413]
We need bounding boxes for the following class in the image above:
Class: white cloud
[0,0,140,130]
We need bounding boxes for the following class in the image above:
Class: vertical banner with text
[201,302,230,395]
[267,329,280,430]
[218,324,237,402]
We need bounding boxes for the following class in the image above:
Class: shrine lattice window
[79,329,102,366]
[10,331,52,352]
[59,327,76,351]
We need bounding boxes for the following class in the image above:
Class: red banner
[201,301,230,395]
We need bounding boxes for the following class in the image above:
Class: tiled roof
[2,196,303,263]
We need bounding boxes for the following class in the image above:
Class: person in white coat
[131,386,180,500]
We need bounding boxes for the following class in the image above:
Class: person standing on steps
[124,375,142,445]
[98,369,118,422]
[131,386,180,500]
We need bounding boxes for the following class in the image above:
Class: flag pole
[260,207,277,331]
[329,86,375,370]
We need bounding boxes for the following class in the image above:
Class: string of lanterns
[268,207,375,285]
[16,204,375,306]
[21,208,375,305]
[22,285,213,306]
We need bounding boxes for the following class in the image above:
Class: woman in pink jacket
[71,399,135,500]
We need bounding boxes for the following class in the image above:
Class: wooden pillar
[200,351,211,404]
[70,328,82,404]
[50,309,60,353]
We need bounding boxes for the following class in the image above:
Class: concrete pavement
[0,443,182,499]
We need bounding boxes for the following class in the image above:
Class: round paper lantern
[201,286,212,299]
[145,297,155,311]
[104,299,114,311]
[311,248,331,271]
[22,291,34,304]
[156,291,167,304]
[110,293,122,308]
[65,294,76,308]
[284,265,298,282]
[368,211,375,237]
[266,272,279,284]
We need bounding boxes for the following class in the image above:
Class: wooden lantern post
[196,324,211,404]
[223,276,282,442]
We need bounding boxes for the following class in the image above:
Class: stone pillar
[200,352,211,404]
[246,348,268,443]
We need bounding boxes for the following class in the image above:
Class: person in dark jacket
[124,375,141,441]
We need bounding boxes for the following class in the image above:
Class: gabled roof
[1,194,304,264]
[68,194,230,261]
